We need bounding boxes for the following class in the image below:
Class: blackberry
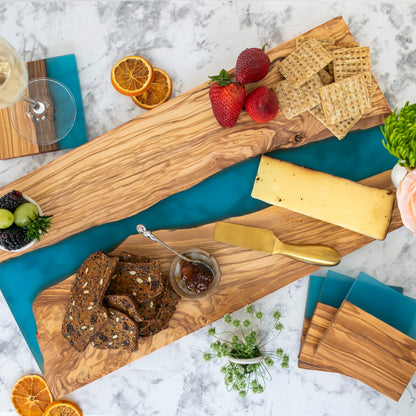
[0,190,24,212]
[0,224,31,250]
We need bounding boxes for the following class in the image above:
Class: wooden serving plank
[298,302,337,371]
[314,301,416,401]
[33,170,402,398]
[0,16,391,264]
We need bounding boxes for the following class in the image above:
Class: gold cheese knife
[213,222,341,266]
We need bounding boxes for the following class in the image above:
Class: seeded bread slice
[104,294,143,323]
[107,261,164,303]
[91,308,138,351]
[69,251,118,308]
[138,284,180,338]
[111,251,150,263]
[62,305,108,352]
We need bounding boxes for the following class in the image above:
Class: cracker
[332,46,371,81]
[111,251,150,264]
[296,36,335,49]
[273,73,323,119]
[279,38,333,88]
[309,103,361,140]
[326,41,360,51]
[318,68,333,85]
[320,73,371,124]
[104,294,143,323]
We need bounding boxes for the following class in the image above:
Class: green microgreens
[202,304,289,397]
[381,101,416,170]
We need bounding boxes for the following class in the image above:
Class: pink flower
[397,169,416,234]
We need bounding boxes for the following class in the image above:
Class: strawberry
[208,69,246,128]
[245,86,279,123]
[235,46,270,84]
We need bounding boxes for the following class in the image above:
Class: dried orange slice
[111,55,154,96]
[132,67,172,109]
[10,374,53,416]
[43,400,83,416]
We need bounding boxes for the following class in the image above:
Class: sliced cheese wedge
[251,156,395,240]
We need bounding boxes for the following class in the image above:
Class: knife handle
[276,242,341,266]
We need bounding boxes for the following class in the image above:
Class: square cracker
[273,73,323,119]
[320,73,371,124]
[332,46,371,81]
[309,104,361,140]
[296,36,335,49]
[279,38,333,89]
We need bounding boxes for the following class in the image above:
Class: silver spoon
[136,224,214,272]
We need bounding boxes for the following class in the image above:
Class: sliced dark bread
[107,261,164,303]
[104,294,143,323]
[62,305,108,352]
[111,251,150,264]
[91,308,138,351]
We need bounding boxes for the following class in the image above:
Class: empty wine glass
[0,35,76,146]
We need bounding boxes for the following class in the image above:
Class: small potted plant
[381,103,416,234]
[202,304,289,397]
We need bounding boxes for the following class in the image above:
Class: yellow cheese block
[251,156,395,240]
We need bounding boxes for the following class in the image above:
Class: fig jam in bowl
[169,248,220,299]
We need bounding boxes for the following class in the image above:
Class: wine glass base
[10,77,76,146]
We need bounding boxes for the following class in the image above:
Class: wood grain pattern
[0,16,391,263]
[298,302,337,371]
[314,301,416,401]
[32,170,403,398]
[0,59,60,160]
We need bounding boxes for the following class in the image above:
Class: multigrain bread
[107,261,164,302]
[104,294,143,323]
[91,308,138,352]
[62,305,108,352]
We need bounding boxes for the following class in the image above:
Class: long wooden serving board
[33,170,403,398]
[0,16,391,263]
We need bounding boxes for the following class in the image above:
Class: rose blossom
[397,169,416,234]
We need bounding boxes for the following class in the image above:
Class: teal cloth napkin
[44,54,88,150]
[0,124,397,371]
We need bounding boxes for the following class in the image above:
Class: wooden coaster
[0,59,59,159]
[298,302,337,371]
[315,301,416,401]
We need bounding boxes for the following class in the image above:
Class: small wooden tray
[315,301,416,401]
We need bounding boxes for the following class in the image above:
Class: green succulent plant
[202,304,289,397]
[381,101,416,170]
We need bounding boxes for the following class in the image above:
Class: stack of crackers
[62,251,180,353]
[273,37,375,140]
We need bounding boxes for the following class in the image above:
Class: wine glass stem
[21,94,41,111]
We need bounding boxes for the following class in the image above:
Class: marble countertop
[1,1,416,415]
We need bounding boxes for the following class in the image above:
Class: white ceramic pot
[227,355,264,365]
[391,162,409,188]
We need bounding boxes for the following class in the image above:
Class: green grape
[0,209,14,229]
[14,203,39,227]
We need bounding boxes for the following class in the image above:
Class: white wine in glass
[0,35,77,146]
[0,36,28,108]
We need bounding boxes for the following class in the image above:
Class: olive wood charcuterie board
[0,16,391,264]
[32,170,403,398]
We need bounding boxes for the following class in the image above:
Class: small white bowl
[0,194,43,252]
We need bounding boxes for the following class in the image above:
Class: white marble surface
[1,1,416,415]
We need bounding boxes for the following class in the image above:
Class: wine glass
[0,35,76,146]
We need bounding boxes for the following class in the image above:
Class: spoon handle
[136,224,190,262]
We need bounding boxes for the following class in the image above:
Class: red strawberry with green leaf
[235,46,270,84]
[245,86,279,123]
[208,69,246,128]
